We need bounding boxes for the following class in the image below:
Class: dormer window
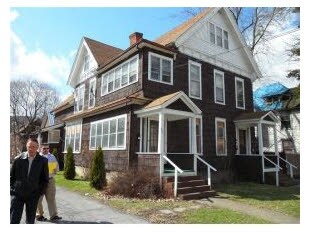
[209,23,229,50]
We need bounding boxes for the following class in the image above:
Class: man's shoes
[36,215,47,221]
[50,215,62,221]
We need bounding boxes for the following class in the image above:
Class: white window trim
[101,55,139,96]
[148,52,173,85]
[214,69,225,105]
[64,121,82,153]
[188,60,202,100]
[89,114,127,151]
[215,117,227,156]
[88,78,96,108]
[235,77,245,109]
[209,22,229,50]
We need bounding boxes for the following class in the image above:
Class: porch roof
[135,91,202,116]
[234,110,279,124]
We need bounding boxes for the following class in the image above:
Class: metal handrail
[263,155,282,170]
[278,156,297,178]
[163,155,183,197]
[193,154,217,187]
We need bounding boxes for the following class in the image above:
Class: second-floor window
[209,23,229,49]
[235,77,245,109]
[74,84,85,112]
[88,78,96,108]
[83,54,90,72]
[148,52,173,85]
[214,69,225,105]
[101,55,138,96]
[189,60,202,99]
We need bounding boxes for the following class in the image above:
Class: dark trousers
[10,194,40,224]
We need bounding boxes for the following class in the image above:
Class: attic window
[281,115,291,130]
[209,23,229,50]
[83,54,90,72]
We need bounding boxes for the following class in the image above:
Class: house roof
[144,91,182,109]
[155,8,214,46]
[53,94,74,114]
[63,91,150,122]
[234,111,279,123]
[84,37,124,67]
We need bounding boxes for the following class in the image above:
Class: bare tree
[10,79,60,154]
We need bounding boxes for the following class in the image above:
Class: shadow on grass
[214,182,300,201]
[50,220,112,224]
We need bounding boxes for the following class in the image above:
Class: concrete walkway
[196,197,300,224]
[20,187,149,224]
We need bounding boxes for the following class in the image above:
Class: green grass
[182,208,270,224]
[215,182,300,217]
[55,171,99,196]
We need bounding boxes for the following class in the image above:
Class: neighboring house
[254,83,300,177]
[42,8,292,197]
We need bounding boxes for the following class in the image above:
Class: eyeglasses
[42,148,49,150]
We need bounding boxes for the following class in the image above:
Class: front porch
[135,91,217,198]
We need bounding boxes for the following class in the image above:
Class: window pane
[102,75,108,95]
[216,26,222,47]
[102,135,109,148]
[129,58,137,83]
[117,132,125,147]
[216,121,226,155]
[115,67,121,89]
[150,56,160,81]
[117,117,125,132]
[108,72,114,92]
[224,31,229,49]
[109,134,116,148]
[191,81,200,97]
[103,122,109,134]
[121,63,129,86]
[110,119,117,133]
[236,80,244,108]
[210,23,215,44]
[162,59,171,83]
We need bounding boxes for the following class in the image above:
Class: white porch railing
[262,155,282,186]
[162,155,184,197]
[193,154,217,188]
[278,156,298,178]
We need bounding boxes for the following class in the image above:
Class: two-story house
[41,8,290,197]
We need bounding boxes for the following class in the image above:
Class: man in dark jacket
[10,138,49,224]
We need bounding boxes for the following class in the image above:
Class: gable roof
[234,110,279,123]
[84,37,123,67]
[155,8,214,46]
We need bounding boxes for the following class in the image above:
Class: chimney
[129,32,143,46]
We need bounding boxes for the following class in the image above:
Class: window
[281,115,291,129]
[48,130,60,143]
[209,23,229,49]
[235,77,245,109]
[148,52,173,85]
[74,84,85,112]
[189,61,202,99]
[195,117,203,154]
[214,70,225,105]
[65,121,82,153]
[89,115,127,150]
[148,120,158,152]
[83,54,90,72]
[101,55,138,96]
[88,78,96,108]
[215,118,227,155]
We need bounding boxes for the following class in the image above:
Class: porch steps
[265,172,300,186]
[162,175,216,200]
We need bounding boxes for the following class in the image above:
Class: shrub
[89,147,106,190]
[64,146,76,180]
[107,168,162,199]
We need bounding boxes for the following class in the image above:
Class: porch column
[257,122,265,183]
[235,125,239,154]
[158,112,165,184]
[273,125,280,186]
[139,118,143,152]
[191,117,197,173]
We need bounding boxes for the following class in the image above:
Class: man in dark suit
[10,138,49,224]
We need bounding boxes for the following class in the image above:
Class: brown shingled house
[41,8,297,199]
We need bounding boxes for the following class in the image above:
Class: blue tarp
[253,82,289,111]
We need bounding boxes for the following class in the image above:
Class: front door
[239,129,247,154]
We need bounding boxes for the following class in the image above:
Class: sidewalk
[196,197,300,224]
[21,187,149,224]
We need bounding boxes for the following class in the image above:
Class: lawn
[215,182,300,217]
[54,172,271,223]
